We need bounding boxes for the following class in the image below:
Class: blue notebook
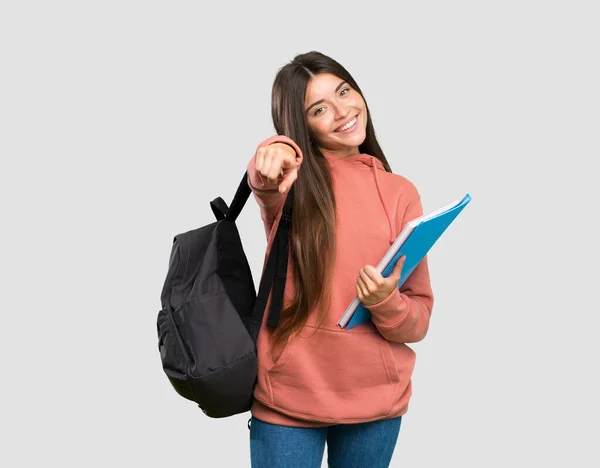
[338,193,472,329]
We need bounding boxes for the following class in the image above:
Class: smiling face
[304,73,368,158]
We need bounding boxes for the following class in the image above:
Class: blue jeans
[249,415,402,468]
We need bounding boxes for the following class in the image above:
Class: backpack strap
[212,170,293,329]
[210,197,229,221]
[251,183,294,328]
[264,188,293,328]
[223,171,252,222]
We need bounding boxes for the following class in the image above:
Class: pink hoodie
[247,135,434,427]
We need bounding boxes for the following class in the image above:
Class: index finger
[279,168,298,193]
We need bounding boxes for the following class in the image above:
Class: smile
[335,115,358,133]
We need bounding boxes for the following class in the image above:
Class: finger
[278,153,298,192]
[355,281,364,300]
[255,147,265,171]
[271,168,285,185]
[358,269,377,294]
[356,277,368,297]
[265,151,286,184]
[280,156,294,168]
[362,265,383,286]
[261,152,277,184]
[279,169,298,193]
[265,156,281,183]
[393,255,406,279]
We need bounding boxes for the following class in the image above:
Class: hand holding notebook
[356,254,407,307]
[338,193,472,329]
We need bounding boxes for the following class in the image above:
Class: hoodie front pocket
[266,328,402,422]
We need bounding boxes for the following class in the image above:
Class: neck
[319,146,360,159]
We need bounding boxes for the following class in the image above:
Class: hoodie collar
[322,152,384,170]
[322,152,396,245]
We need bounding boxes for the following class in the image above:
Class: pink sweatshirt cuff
[366,287,410,329]
[247,135,303,191]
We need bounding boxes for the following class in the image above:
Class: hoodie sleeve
[366,192,435,343]
[247,135,303,239]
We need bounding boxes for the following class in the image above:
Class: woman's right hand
[255,142,300,194]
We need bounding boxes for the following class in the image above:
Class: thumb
[393,255,406,279]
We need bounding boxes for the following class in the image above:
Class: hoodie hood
[322,152,396,245]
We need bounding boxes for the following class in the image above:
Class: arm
[247,135,303,239]
[366,193,435,343]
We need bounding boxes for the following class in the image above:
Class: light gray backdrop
[2,1,598,467]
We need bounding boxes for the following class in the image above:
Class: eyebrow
[305,81,348,114]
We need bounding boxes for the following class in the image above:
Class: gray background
[2,1,598,466]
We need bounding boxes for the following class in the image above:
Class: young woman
[246,51,434,468]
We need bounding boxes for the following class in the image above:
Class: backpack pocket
[157,306,191,379]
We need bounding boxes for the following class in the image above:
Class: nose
[333,102,351,120]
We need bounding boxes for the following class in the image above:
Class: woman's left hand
[356,256,406,306]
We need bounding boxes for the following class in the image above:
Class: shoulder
[382,172,425,229]
[381,170,421,204]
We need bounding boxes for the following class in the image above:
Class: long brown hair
[269,51,392,356]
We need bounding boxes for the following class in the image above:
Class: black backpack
[156,171,294,418]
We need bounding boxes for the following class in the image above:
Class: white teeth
[338,117,357,132]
